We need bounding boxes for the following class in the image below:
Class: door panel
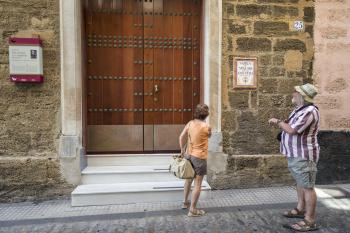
[84,0,202,153]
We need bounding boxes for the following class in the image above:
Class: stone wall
[314,0,350,131]
[211,0,315,188]
[0,0,72,202]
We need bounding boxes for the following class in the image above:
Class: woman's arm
[179,125,189,154]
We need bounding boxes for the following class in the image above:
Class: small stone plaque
[233,57,257,89]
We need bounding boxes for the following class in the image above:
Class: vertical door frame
[59,0,223,184]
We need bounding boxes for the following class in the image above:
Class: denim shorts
[287,157,317,188]
[185,155,207,176]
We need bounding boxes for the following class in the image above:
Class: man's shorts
[287,157,317,188]
[185,154,207,176]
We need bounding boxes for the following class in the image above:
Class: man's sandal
[187,209,206,217]
[282,208,305,218]
[283,219,319,232]
[181,201,190,209]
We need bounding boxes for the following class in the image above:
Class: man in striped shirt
[269,83,320,232]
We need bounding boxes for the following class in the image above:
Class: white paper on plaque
[236,60,254,86]
[9,45,43,75]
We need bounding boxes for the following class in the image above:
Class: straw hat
[294,83,318,103]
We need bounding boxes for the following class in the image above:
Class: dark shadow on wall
[317,131,350,184]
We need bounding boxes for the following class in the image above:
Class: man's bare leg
[296,186,306,212]
[304,188,317,221]
[291,188,317,230]
[284,186,305,215]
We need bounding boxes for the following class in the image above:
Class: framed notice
[233,57,258,89]
[8,37,44,83]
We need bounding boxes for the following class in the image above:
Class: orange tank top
[187,120,210,160]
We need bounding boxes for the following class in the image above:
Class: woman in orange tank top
[179,104,211,217]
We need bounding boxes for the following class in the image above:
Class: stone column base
[59,135,86,185]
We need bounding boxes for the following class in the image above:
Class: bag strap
[188,121,193,146]
[185,121,193,156]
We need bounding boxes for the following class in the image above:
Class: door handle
[154,84,160,93]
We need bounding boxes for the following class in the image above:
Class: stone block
[1,131,31,154]
[269,67,285,77]
[303,7,314,23]
[236,37,272,52]
[257,0,298,3]
[43,49,59,65]
[259,78,278,93]
[254,21,290,36]
[274,39,306,52]
[278,78,303,94]
[236,4,271,17]
[222,111,238,132]
[222,131,231,152]
[0,49,8,64]
[250,91,258,109]
[229,91,250,109]
[0,157,61,185]
[259,55,271,66]
[258,95,286,108]
[238,110,258,128]
[228,21,246,34]
[305,25,313,38]
[230,170,263,187]
[284,50,303,71]
[234,156,263,170]
[273,55,284,66]
[225,3,235,16]
[31,132,57,151]
[272,6,299,17]
[227,36,233,51]
[258,67,269,77]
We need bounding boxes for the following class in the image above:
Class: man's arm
[278,121,298,135]
[268,118,297,135]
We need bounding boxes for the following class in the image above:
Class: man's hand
[268,118,280,125]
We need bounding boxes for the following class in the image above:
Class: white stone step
[87,154,174,166]
[81,165,179,184]
[71,181,211,207]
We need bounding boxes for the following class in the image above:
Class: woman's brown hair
[194,104,209,120]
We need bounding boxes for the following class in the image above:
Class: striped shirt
[280,105,320,162]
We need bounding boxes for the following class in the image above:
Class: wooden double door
[84,0,202,152]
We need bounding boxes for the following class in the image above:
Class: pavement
[0,184,349,233]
